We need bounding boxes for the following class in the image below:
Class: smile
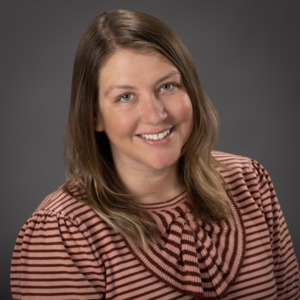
[140,128,171,141]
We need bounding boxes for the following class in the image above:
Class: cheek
[175,95,194,142]
[172,93,193,123]
[101,109,137,137]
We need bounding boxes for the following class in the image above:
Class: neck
[115,163,184,204]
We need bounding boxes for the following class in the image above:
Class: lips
[139,128,172,141]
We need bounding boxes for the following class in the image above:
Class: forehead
[99,48,179,87]
[102,47,166,68]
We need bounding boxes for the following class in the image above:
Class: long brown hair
[64,9,231,248]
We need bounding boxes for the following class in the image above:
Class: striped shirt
[10,152,300,299]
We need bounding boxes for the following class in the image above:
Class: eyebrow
[104,70,181,97]
[104,85,136,97]
[154,70,181,85]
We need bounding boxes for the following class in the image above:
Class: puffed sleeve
[252,160,300,299]
[10,210,106,299]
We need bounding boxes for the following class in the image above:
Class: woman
[11,9,299,299]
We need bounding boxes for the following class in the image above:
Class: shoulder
[212,150,266,180]
[212,150,254,167]
[15,186,117,255]
[212,151,277,217]
[35,186,95,223]
[212,150,275,203]
[24,186,111,239]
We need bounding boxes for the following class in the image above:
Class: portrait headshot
[1,1,300,299]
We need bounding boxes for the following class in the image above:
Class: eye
[161,83,174,91]
[160,82,178,92]
[118,93,134,102]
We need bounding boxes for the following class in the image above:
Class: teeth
[141,129,170,141]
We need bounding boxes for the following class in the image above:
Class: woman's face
[96,48,193,173]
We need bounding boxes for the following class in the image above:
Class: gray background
[1,0,299,298]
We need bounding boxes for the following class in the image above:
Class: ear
[95,111,104,132]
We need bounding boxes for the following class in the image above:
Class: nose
[140,93,167,124]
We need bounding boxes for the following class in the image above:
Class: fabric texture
[11,152,300,299]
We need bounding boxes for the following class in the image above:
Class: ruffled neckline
[130,192,245,299]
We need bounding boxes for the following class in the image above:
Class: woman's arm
[10,210,105,299]
[252,160,300,299]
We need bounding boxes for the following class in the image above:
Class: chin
[147,156,179,171]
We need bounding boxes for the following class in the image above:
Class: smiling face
[96,48,193,174]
